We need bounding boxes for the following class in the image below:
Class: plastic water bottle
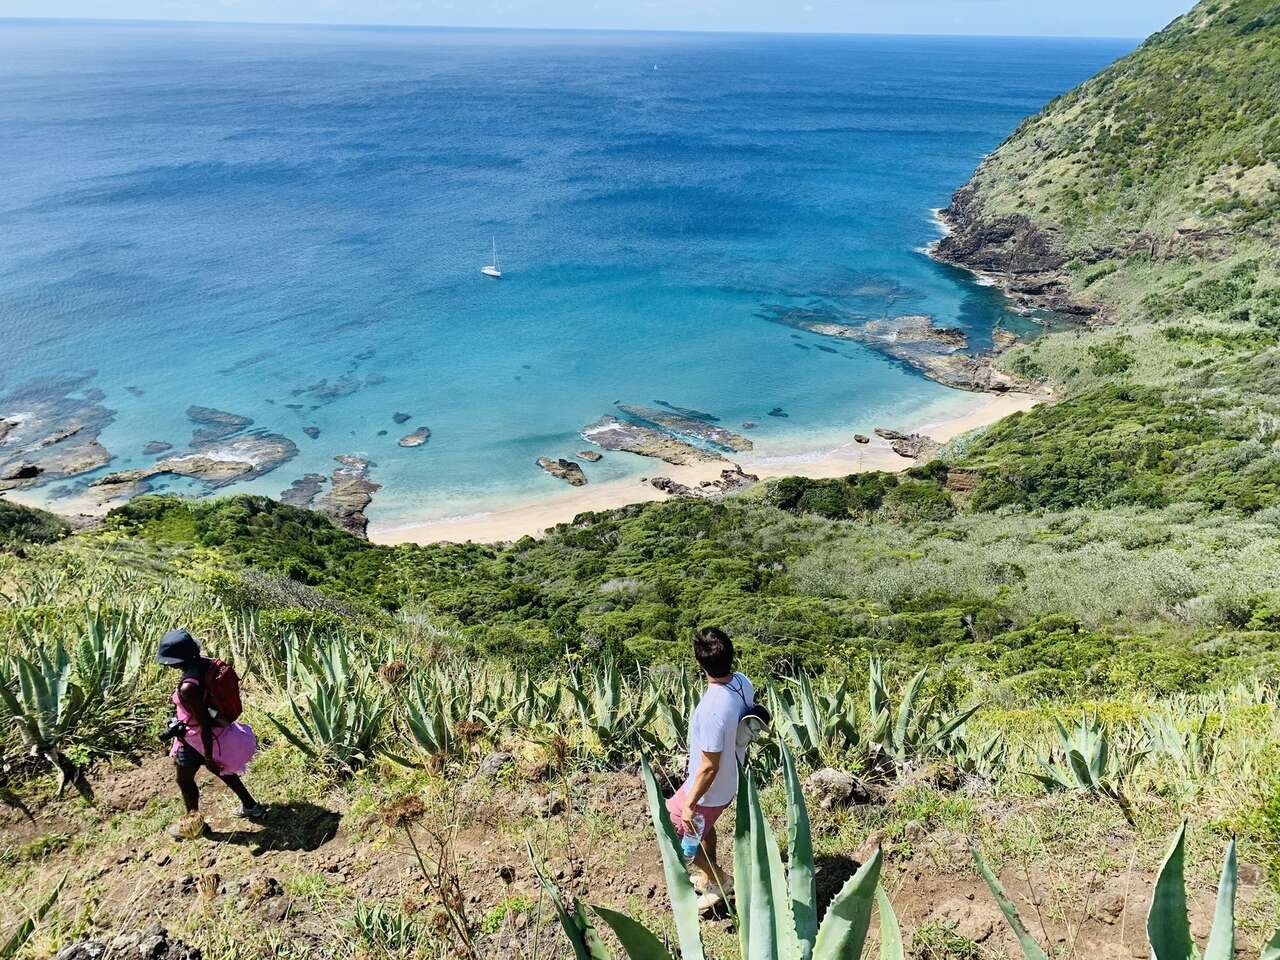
[680,813,705,861]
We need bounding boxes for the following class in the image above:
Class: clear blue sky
[5,0,1193,38]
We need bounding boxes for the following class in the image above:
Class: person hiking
[157,628,264,838]
[665,626,755,912]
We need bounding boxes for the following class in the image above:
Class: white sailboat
[481,237,502,278]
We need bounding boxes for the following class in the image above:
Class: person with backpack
[156,628,264,838]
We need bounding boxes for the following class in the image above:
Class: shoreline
[368,389,1044,545]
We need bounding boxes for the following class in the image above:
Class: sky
[1,0,1193,38]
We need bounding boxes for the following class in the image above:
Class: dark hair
[693,626,734,678]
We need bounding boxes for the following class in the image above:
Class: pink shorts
[666,784,729,837]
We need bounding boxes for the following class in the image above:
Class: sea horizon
[0,22,1133,530]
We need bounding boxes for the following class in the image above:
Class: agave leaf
[740,770,789,958]
[528,841,613,960]
[782,745,817,955]
[639,757,706,960]
[1148,823,1197,960]
[971,849,1049,960]
[1066,749,1094,790]
[592,906,675,960]
[1,871,66,960]
[1259,927,1280,960]
[892,670,927,755]
[1203,838,1236,960]
[811,848,883,960]
[928,702,983,748]
[875,887,904,960]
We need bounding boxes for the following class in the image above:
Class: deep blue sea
[0,22,1133,528]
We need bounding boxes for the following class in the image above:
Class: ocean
[0,21,1133,528]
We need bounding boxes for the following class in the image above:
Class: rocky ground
[5,747,1274,960]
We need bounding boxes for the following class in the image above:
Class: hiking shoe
[697,886,728,916]
[233,803,267,820]
[167,814,206,840]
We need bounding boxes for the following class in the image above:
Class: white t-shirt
[683,672,755,808]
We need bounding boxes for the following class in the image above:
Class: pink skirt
[170,721,258,776]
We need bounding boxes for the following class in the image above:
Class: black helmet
[157,628,200,666]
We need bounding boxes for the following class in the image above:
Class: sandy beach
[369,390,1043,546]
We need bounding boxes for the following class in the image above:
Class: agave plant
[772,672,861,767]
[1032,714,1147,800]
[0,645,87,795]
[533,743,905,959]
[1142,710,1221,790]
[867,659,981,769]
[974,823,1280,960]
[565,661,659,764]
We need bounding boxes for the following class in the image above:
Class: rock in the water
[768,407,788,418]
[94,431,298,490]
[853,434,870,444]
[392,411,411,424]
[303,426,320,440]
[538,457,588,486]
[761,305,1027,394]
[186,406,253,444]
[804,768,874,810]
[398,426,431,448]
[582,415,722,466]
[0,462,40,481]
[874,428,941,461]
[314,455,381,537]
[616,404,752,453]
[577,450,603,462]
[742,421,757,430]
[142,440,172,455]
[0,373,116,492]
[280,473,327,507]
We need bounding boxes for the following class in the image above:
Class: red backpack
[203,659,243,724]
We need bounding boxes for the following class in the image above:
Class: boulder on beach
[648,466,759,500]
[537,457,588,486]
[854,434,870,444]
[875,427,941,461]
[398,426,431,448]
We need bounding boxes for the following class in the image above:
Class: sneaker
[697,885,728,916]
[167,814,206,840]
[233,803,267,820]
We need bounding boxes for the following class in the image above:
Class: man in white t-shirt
[664,626,754,910]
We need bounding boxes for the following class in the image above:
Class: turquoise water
[0,23,1133,526]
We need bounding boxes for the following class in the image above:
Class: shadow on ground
[206,802,340,853]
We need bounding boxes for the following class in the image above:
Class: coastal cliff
[934,0,1279,345]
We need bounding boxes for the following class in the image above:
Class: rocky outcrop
[537,457,588,486]
[303,426,320,440]
[0,373,116,492]
[648,466,759,500]
[762,307,1026,393]
[95,431,297,491]
[55,924,200,960]
[280,473,327,507]
[314,455,381,537]
[186,406,253,444]
[577,450,603,463]
[875,428,941,461]
[142,440,173,455]
[398,426,431,448]
[931,183,1096,320]
[804,768,875,810]
[616,404,753,453]
[581,416,722,466]
[393,412,411,424]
